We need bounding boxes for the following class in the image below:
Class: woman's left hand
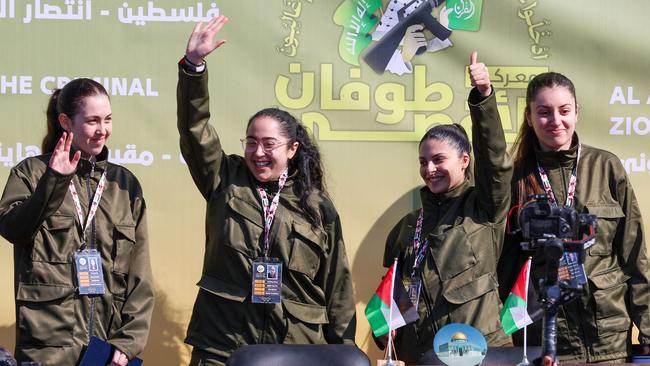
[468,51,492,97]
[185,15,228,65]
[108,348,128,366]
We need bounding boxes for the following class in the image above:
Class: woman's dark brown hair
[42,78,109,153]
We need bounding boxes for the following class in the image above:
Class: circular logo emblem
[433,323,487,366]
[79,258,87,266]
[257,265,265,273]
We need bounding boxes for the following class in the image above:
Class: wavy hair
[248,108,326,226]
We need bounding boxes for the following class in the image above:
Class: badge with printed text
[251,258,282,304]
[403,277,422,308]
[74,249,105,295]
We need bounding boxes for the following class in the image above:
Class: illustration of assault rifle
[363,0,451,74]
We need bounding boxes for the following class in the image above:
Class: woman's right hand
[185,15,229,65]
[468,51,492,97]
[48,132,80,175]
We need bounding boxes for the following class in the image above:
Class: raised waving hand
[185,15,229,65]
[48,132,80,175]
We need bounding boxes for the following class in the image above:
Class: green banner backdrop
[1,0,649,363]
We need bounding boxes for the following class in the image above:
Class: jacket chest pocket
[110,224,136,297]
[223,196,264,258]
[586,203,624,256]
[288,221,326,280]
[441,272,502,335]
[112,224,136,274]
[429,225,477,281]
[35,214,77,263]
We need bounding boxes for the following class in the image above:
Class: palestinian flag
[365,262,419,337]
[500,258,533,335]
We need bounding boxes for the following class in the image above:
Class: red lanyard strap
[411,208,429,276]
[536,144,581,207]
[256,170,288,258]
[69,171,107,246]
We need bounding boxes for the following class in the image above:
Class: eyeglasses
[240,138,290,154]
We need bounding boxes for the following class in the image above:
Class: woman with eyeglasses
[176,16,356,365]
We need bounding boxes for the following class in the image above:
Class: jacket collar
[534,133,579,169]
[71,146,109,176]
[252,168,297,195]
[420,178,471,209]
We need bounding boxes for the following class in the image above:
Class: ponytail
[42,89,65,153]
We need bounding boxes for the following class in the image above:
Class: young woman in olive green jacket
[500,72,650,364]
[177,16,356,366]
[381,52,513,364]
[0,79,153,365]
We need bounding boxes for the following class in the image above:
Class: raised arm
[467,51,513,222]
[177,16,230,199]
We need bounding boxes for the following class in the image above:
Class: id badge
[74,249,105,295]
[251,258,282,304]
[559,252,587,286]
[403,277,421,308]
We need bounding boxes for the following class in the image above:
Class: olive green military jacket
[0,148,154,365]
[500,137,650,362]
[177,66,356,360]
[383,90,513,364]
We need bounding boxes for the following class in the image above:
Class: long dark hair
[419,123,472,178]
[248,108,325,226]
[511,71,577,211]
[43,78,109,153]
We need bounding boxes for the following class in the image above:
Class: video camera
[517,194,598,363]
[519,194,597,256]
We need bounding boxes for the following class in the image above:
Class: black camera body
[517,194,599,363]
[519,194,597,254]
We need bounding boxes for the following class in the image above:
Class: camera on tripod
[518,194,597,289]
[517,194,599,363]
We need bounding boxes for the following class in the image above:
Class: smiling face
[59,94,112,158]
[526,85,578,152]
[244,116,299,182]
[419,138,469,194]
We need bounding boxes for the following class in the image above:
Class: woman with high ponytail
[177,16,355,365]
[378,52,513,363]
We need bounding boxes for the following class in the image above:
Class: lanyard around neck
[411,208,429,276]
[536,144,581,207]
[256,170,288,258]
[69,170,107,247]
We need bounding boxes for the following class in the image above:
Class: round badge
[433,323,487,366]
[79,258,87,266]
[257,265,265,273]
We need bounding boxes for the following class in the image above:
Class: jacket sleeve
[615,170,650,344]
[322,214,357,344]
[177,65,225,200]
[0,164,73,244]
[467,88,513,223]
[108,195,155,359]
